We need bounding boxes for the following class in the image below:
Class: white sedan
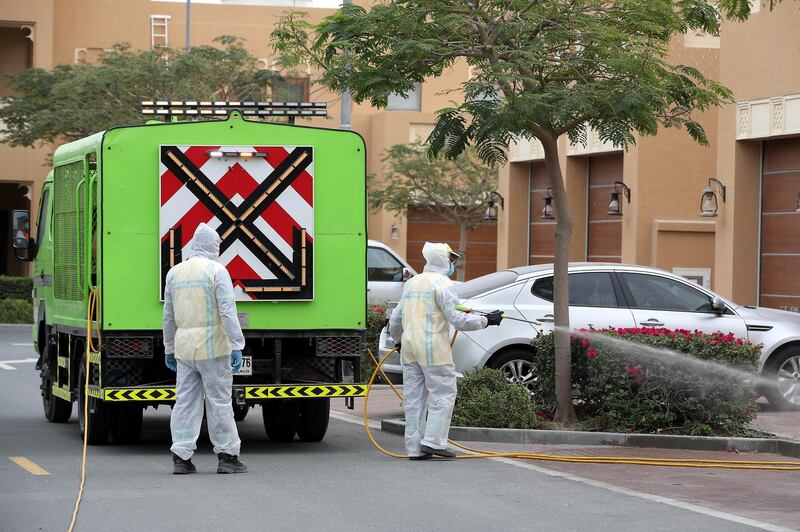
[378,263,800,410]
[367,240,417,306]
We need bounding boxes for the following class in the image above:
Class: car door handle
[639,318,665,327]
[537,314,555,323]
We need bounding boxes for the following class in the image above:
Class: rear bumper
[90,383,367,402]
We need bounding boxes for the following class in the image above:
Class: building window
[150,15,170,49]
[270,76,310,102]
[387,83,421,111]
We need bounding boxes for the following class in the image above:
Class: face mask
[447,263,455,277]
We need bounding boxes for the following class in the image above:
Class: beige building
[0,0,497,279]
[2,0,799,307]
[497,1,800,312]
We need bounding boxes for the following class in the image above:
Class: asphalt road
[0,325,782,532]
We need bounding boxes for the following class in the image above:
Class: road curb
[380,418,800,457]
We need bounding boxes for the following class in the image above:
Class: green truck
[12,101,367,444]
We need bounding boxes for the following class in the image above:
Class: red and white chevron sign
[159,145,314,301]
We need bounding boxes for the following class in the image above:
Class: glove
[165,353,177,372]
[231,350,243,373]
[485,310,504,327]
[394,342,401,352]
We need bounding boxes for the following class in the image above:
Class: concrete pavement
[1,325,796,531]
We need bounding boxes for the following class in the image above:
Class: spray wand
[455,305,543,326]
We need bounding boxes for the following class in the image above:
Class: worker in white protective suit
[389,242,503,459]
[163,223,247,474]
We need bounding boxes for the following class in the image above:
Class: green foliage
[453,368,548,429]
[272,0,751,165]
[361,304,389,381]
[0,276,33,300]
[0,299,33,324]
[529,328,760,435]
[0,36,287,148]
[371,144,497,228]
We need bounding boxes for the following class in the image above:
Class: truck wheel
[111,405,143,444]
[77,357,111,445]
[233,403,249,422]
[763,349,800,412]
[262,400,298,442]
[296,398,330,442]
[42,343,71,423]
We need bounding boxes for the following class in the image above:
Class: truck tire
[41,343,71,423]
[111,405,143,443]
[77,356,111,445]
[233,403,249,422]
[763,348,800,412]
[296,398,330,442]
[262,400,298,442]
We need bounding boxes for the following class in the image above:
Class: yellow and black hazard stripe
[245,384,367,400]
[101,384,367,402]
[105,388,176,402]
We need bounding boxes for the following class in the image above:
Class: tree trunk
[539,131,577,424]
[457,222,468,282]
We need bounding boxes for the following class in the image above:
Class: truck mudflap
[100,384,367,402]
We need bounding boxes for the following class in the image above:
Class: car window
[531,273,619,307]
[367,247,404,282]
[455,270,519,299]
[37,188,50,245]
[621,273,713,312]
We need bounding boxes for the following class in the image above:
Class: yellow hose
[363,347,800,471]
[68,287,100,532]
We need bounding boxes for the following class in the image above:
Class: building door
[528,162,555,264]
[587,154,623,262]
[760,138,800,311]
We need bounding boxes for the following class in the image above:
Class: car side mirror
[402,268,413,281]
[11,209,35,261]
[712,296,725,315]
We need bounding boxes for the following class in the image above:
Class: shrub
[0,298,33,324]
[361,303,389,380]
[0,276,32,300]
[453,368,548,429]
[530,328,760,436]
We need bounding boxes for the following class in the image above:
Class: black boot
[420,444,457,458]
[172,452,197,475]
[217,452,247,474]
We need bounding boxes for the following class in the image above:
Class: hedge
[0,276,32,300]
[361,304,389,381]
[453,368,548,429]
[530,328,761,436]
[0,298,33,324]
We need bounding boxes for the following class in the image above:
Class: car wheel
[296,398,330,442]
[262,400,298,442]
[488,349,536,394]
[764,349,800,411]
[42,342,71,423]
[77,355,111,445]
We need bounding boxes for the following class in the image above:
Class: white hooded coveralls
[163,223,246,460]
[388,242,487,456]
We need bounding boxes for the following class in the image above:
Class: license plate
[234,356,252,376]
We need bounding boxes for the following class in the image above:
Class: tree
[0,36,285,148]
[372,144,497,281]
[272,0,753,422]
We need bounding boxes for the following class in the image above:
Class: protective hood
[187,223,221,261]
[422,242,452,275]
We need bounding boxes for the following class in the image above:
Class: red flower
[375,308,385,314]
[587,348,598,359]
[582,338,590,348]
[536,410,549,420]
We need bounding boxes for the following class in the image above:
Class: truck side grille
[54,161,84,301]
[316,336,364,357]
[107,337,154,359]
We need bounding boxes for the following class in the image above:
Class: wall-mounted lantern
[541,187,555,220]
[484,191,504,221]
[700,178,726,217]
[608,181,631,216]
[390,223,400,240]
